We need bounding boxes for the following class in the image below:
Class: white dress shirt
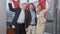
[17,9,25,23]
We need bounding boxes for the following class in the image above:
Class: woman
[36,0,51,34]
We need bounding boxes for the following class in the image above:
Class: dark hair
[29,3,35,7]
[29,3,36,11]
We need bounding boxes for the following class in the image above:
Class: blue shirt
[30,10,36,25]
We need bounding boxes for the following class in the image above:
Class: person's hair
[37,4,42,8]
[29,3,36,11]
[29,3,35,7]
[22,3,27,7]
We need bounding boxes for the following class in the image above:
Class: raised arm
[8,3,16,12]
[44,0,51,12]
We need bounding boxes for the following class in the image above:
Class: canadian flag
[38,0,46,18]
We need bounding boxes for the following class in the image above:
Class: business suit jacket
[8,3,28,28]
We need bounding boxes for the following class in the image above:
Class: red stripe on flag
[12,0,20,8]
[38,0,46,18]
[38,0,46,9]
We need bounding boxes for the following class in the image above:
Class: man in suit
[26,3,37,34]
[8,1,28,34]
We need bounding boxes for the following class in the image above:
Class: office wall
[0,0,6,34]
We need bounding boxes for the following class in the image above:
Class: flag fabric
[38,0,46,18]
[12,0,20,8]
[38,0,46,9]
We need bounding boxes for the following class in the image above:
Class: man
[26,3,37,34]
[8,1,28,34]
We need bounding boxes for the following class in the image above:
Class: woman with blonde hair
[36,0,51,34]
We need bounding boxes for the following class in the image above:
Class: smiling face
[22,3,27,10]
[38,5,41,10]
[29,4,34,10]
[37,5,42,15]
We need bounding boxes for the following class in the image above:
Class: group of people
[8,0,51,34]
